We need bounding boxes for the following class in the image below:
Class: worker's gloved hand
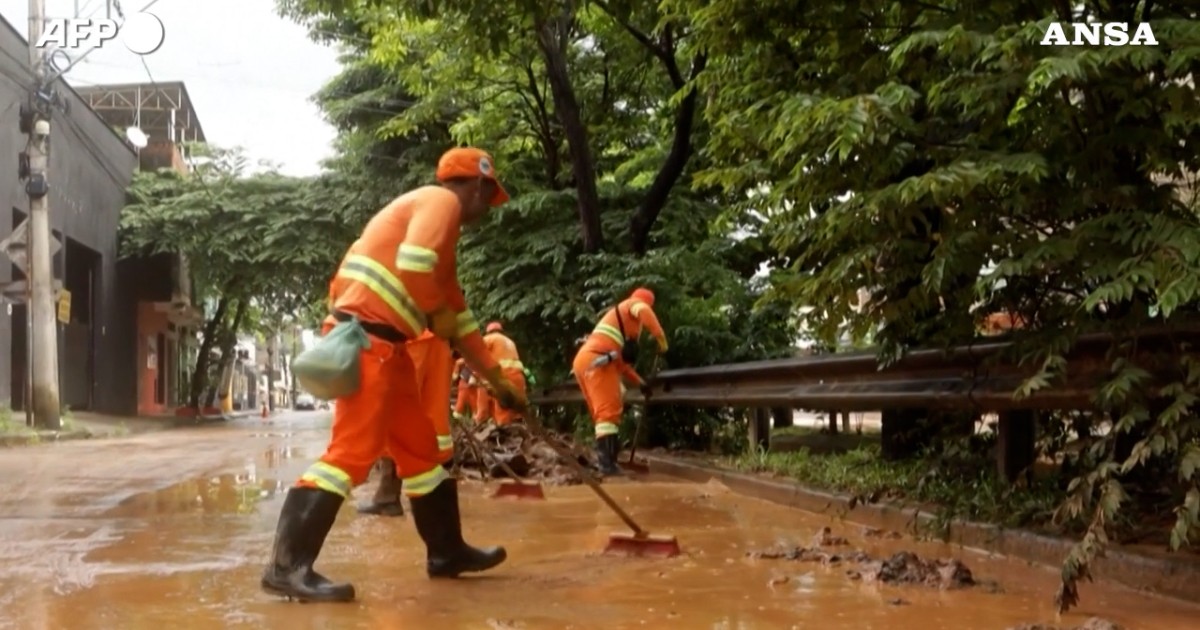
[484,368,527,411]
[657,338,669,353]
[428,307,457,339]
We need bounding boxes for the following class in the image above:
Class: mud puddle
[1,473,1196,629]
[2,423,1198,630]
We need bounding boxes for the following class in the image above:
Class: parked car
[294,393,316,410]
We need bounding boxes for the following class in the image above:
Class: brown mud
[0,413,1196,629]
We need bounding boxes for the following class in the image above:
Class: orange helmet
[630,287,655,306]
[486,321,503,333]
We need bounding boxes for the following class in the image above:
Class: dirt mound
[749,529,979,591]
[850,551,975,589]
[453,423,596,485]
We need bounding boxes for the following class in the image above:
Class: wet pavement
[0,411,1196,629]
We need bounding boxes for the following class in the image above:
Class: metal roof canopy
[72,81,207,145]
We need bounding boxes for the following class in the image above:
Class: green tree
[281,0,796,443]
[121,145,344,408]
[675,0,1200,610]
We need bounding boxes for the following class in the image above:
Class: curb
[0,410,258,448]
[645,453,1200,603]
[0,429,92,447]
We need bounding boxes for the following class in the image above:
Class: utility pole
[25,0,62,430]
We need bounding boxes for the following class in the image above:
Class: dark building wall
[0,17,139,414]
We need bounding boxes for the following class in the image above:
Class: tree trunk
[630,55,707,255]
[536,14,604,252]
[188,294,231,409]
[207,298,249,408]
[267,332,278,411]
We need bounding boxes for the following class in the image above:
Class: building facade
[0,15,205,417]
[72,81,206,416]
[0,16,139,414]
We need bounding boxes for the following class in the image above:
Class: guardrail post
[749,407,771,452]
[881,408,924,459]
[841,411,851,433]
[771,407,793,428]
[996,410,1036,482]
[826,411,839,435]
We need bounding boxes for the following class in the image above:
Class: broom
[624,354,662,474]
[521,404,681,557]
[457,421,546,500]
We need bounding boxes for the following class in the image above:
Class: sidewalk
[0,408,259,447]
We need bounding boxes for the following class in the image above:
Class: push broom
[624,355,662,475]
[522,408,681,557]
[455,421,545,500]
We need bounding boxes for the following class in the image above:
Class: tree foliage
[278,0,796,394]
[672,0,1200,610]
[121,145,352,405]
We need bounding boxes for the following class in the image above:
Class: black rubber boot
[596,435,623,477]
[357,457,404,517]
[261,487,355,602]
[409,478,506,578]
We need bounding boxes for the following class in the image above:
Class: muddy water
[0,420,1197,629]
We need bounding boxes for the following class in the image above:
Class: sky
[2,0,343,176]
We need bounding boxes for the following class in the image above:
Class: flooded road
[0,412,1196,629]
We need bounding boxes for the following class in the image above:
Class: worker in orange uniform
[475,322,527,426]
[572,288,667,476]
[453,355,477,422]
[357,329,457,517]
[261,147,526,603]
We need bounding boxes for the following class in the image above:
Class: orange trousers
[297,329,448,498]
[407,333,454,462]
[573,344,624,439]
[473,367,526,426]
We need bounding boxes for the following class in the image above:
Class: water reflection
[103,474,284,517]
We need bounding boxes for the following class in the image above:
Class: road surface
[0,411,1195,629]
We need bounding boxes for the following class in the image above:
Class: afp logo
[35,11,165,55]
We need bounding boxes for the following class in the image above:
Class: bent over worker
[262,147,527,603]
[476,322,527,426]
[453,356,477,421]
[357,329,456,517]
[571,288,667,476]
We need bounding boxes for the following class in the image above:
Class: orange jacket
[483,331,522,370]
[581,298,666,385]
[326,186,497,372]
[587,298,666,353]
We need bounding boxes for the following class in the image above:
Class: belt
[332,310,407,343]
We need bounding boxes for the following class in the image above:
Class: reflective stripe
[402,465,449,497]
[456,309,480,338]
[337,254,426,335]
[395,243,438,272]
[300,461,353,498]
[593,322,624,346]
[437,435,454,450]
[630,301,647,317]
[499,358,524,370]
[595,422,620,437]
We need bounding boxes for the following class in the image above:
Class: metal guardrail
[531,327,1200,412]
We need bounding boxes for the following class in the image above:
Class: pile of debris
[451,422,596,485]
[748,527,979,590]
